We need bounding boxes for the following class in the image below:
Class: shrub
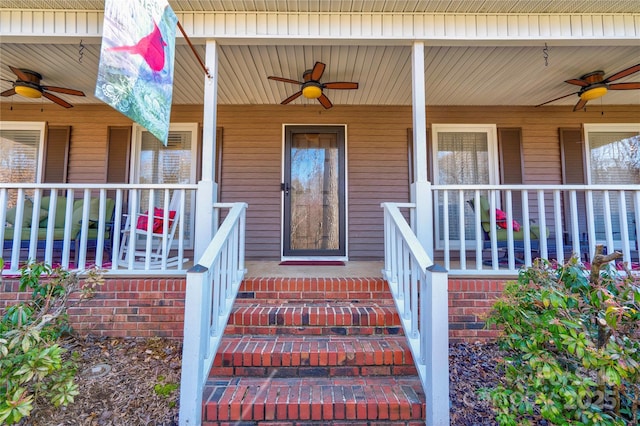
[484,248,640,425]
[0,261,103,424]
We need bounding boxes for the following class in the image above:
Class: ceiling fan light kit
[1,65,85,108]
[580,85,607,101]
[268,61,359,109]
[15,83,42,98]
[302,82,322,99]
[536,63,640,111]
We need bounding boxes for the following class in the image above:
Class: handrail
[381,202,449,425]
[179,202,247,426]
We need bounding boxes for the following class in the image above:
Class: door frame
[280,124,348,260]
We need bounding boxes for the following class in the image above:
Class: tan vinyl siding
[2,103,639,260]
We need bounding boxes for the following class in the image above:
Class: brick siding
[0,276,510,342]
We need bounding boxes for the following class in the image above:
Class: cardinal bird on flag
[109,21,167,72]
[95,0,178,145]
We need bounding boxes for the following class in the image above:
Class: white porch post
[411,41,433,258]
[194,39,219,260]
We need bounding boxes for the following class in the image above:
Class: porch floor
[245,260,384,278]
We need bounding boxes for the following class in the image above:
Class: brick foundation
[448,278,508,342]
[0,276,511,342]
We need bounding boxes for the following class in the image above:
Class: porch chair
[467,196,548,259]
[117,190,185,268]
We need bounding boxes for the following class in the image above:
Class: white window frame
[0,121,46,183]
[130,123,199,249]
[583,123,640,184]
[431,124,499,249]
[583,123,640,249]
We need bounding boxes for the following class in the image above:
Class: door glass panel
[289,133,340,251]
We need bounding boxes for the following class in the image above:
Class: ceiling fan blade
[310,62,326,81]
[323,82,359,90]
[9,65,30,82]
[281,91,303,105]
[608,82,640,90]
[268,76,302,85]
[1,88,16,97]
[43,92,73,108]
[604,63,640,83]
[42,86,85,96]
[534,91,579,107]
[317,93,332,109]
[565,78,590,87]
[573,98,588,112]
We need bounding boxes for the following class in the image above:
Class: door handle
[281,183,290,196]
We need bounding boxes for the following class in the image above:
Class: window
[131,123,198,248]
[584,123,640,246]
[432,124,499,247]
[0,122,46,185]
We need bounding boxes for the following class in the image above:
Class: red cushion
[495,208,521,232]
[136,208,176,233]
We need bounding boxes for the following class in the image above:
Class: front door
[283,125,346,257]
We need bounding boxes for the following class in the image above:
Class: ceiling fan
[536,63,640,111]
[1,65,85,108]
[268,61,358,109]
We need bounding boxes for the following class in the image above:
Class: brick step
[224,301,402,336]
[236,277,392,302]
[203,376,425,423]
[212,335,417,377]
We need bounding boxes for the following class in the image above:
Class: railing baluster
[442,190,450,270]
[553,190,564,264]
[603,191,614,258]
[505,190,515,270]
[458,190,466,270]
[537,190,548,259]
[474,190,483,270]
[489,190,499,269]
[521,189,532,266]
[618,191,631,263]
[569,190,580,258]
[586,190,596,262]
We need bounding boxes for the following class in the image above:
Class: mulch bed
[23,337,504,425]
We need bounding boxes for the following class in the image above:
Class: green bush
[0,261,103,424]
[484,250,640,425]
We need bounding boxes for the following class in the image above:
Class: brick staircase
[202,277,426,425]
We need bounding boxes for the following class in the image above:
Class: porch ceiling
[2,42,639,108]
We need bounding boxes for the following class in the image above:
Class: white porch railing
[433,185,640,276]
[179,202,247,426]
[1,183,197,275]
[381,202,449,426]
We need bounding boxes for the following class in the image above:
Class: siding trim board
[2,10,639,42]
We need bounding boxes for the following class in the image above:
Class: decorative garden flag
[95,0,178,145]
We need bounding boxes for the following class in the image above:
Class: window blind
[0,129,40,184]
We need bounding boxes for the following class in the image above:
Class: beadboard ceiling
[1,1,639,108]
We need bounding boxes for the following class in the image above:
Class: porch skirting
[0,277,509,342]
